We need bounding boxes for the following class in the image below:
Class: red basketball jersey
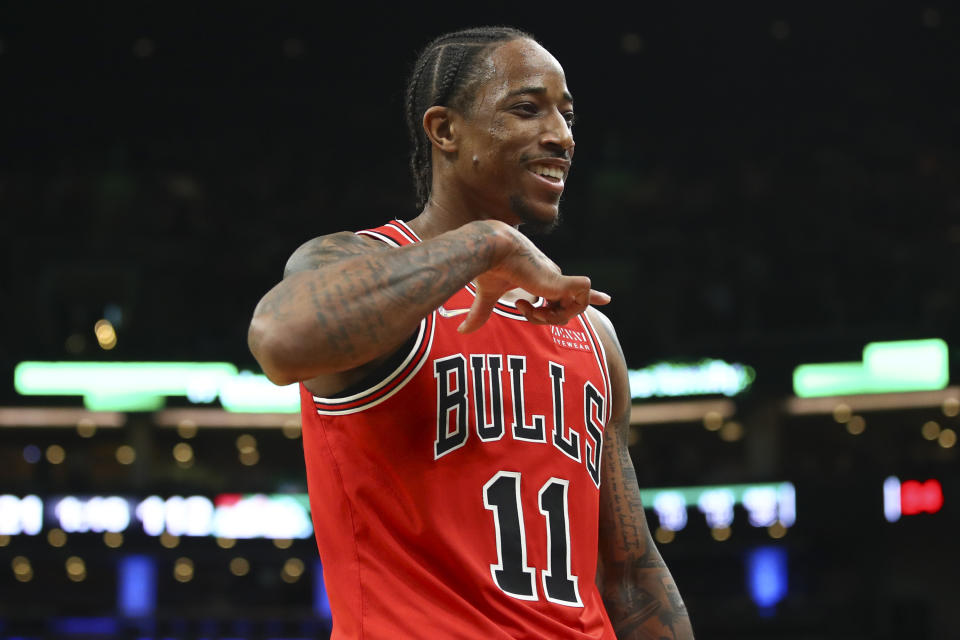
[300,220,616,639]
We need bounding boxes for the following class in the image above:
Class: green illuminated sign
[218,371,300,413]
[793,339,949,397]
[628,359,755,399]
[13,362,299,413]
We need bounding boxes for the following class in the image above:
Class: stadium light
[13,361,301,413]
[793,339,949,398]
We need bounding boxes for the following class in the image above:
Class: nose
[540,109,575,156]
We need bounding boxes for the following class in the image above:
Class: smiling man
[248,27,694,639]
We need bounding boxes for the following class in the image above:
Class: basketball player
[248,27,694,639]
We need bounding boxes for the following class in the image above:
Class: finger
[588,289,611,306]
[516,298,549,324]
[567,282,610,306]
[522,299,586,326]
[458,290,501,334]
[552,274,591,299]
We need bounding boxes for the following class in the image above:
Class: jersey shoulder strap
[355,219,422,247]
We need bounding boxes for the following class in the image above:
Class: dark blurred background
[1,2,958,639]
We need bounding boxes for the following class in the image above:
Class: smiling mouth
[528,163,565,184]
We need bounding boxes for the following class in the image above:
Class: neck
[407,195,518,241]
[405,191,538,307]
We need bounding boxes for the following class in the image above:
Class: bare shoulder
[585,306,631,417]
[283,231,388,278]
[585,306,626,365]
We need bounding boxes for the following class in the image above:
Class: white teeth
[531,165,564,180]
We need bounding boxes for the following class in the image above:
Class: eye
[511,102,539,116]
[564,112,576,127]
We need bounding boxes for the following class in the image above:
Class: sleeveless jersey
[300,220,616,640]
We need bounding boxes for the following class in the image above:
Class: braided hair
[404,26,535,210]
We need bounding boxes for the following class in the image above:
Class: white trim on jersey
[388,220,421,243]
[460,284,546,321]
[355,229,401,247]
[312,311,436,415]
[578,313,613,424]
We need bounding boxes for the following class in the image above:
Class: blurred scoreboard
[0,483,796,540]
[0,478,948,541]
[0,493,313,539]
[643,482,795,532]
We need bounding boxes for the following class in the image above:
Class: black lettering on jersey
[538,478,583,606]
[584,383,604,488]
[508,355,546,442]
[483,471,538,601]
[434,355,469,459]
[549,362,580,462]
[472,355,505,441]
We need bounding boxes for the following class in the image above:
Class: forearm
[600,550,693,639]
[598,423,694,639]
[248,221,501,384]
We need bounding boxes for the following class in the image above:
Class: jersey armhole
[323,330,418,400]
[310,311,436,416]
[578,312,614,424]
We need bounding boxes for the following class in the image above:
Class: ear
[423,106,459,153]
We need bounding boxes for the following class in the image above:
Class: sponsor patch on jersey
[550,325,593,352]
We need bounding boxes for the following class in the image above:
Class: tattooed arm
[248,219,608,393]
[588,308,695,640]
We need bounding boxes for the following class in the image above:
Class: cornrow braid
[404,26,535,210]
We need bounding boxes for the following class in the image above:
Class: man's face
[454,39,575,233]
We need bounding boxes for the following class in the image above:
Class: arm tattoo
[251,224,500,376]
[593,311,694,639]
[283,232,385,278]
[599,415,691,639]
[613,588,663,640]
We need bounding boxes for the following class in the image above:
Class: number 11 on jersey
[483,471,583,607]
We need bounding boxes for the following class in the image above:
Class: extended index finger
[587,289,611,306]
[457,288,501,334]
